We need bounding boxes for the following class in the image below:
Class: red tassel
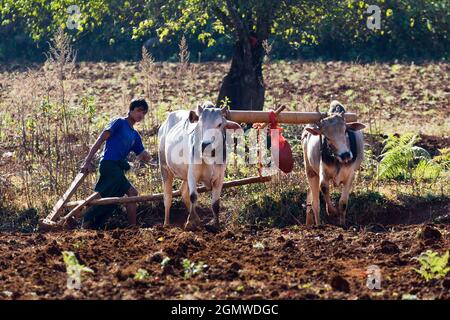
[268,110,294,174]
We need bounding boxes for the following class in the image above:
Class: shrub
[378,133,443,182]
[413,250,450,281]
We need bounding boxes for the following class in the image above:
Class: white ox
[302,101,366,227]
[158,101,241,231]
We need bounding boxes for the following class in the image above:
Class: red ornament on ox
[268,110,294,174]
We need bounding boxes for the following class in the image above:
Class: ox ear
[196,103,204,115]
[224,120,241,130]
[305,126,321,136]
[346,122,366,131]
[189,104,204,123]
[189,110,199,123]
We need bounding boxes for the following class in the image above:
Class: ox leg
[161,167,174,227]
[206,183,223,232]
[185,170,201,231]
[306,171,321,226]
[320,180,338,217]
[306,188,314,226]
[180,180,191,210]
[338,175,354,227]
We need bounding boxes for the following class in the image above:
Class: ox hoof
[205,222,220,233]
[338,216,347,228]
[327,215,340,226]
[326,206,338,217]
[184,221,200,231]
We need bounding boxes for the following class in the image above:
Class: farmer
[80,98,151,229]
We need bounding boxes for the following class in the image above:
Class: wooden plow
[40,175,271,231]
[39,109,357,230]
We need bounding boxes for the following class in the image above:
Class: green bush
[378,133,444,182]
[414,250,450,281]
[0,0,448,62]
[238,186,306,228]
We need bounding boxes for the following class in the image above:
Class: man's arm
[80,131,111,173]
[133,133,151,163]
[136,150,151,163]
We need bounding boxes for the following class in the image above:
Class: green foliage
[81,95,97,122]
[62,251,94,282]
[346,190,389,224]
[413,250,450,281]
[238,186,306,228]
[378,133,443,182]
[161,257,171,268]
[134,268,151,280]
[0,0,448,61]
[433,148,450,171]
[361,148,378,180]
[412,159,442,182]
[182,259,207,280]
[218,96,231,109]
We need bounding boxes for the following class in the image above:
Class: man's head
[129,98,149,122]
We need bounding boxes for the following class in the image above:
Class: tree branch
[225,0,252,63]
[256,0,280,41]
[225,0,249,41]
[211,4,234,31]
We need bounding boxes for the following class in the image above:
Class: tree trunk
[217,38,265,111]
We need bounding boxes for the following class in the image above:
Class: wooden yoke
[226,111,357,124]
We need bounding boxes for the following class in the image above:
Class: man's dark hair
[129,98,149,112]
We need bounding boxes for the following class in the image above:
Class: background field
[1,58,449,218]
[0,48,449,299]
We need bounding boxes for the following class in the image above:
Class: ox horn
[316,105,327,121]
[221,105,230,118]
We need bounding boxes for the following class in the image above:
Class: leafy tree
[133,0,333,110]
[1,1,448,106]
[1,0,330,110]
[135,0,448,108]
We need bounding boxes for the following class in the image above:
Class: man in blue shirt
[80,98,151,229]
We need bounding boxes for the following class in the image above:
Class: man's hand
[80,131,109,174]
[80,160,95,173]
[136,150,151,163]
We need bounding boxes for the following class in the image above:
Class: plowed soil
[0,221,449,300]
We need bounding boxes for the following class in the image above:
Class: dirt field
[0,217,449,300]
